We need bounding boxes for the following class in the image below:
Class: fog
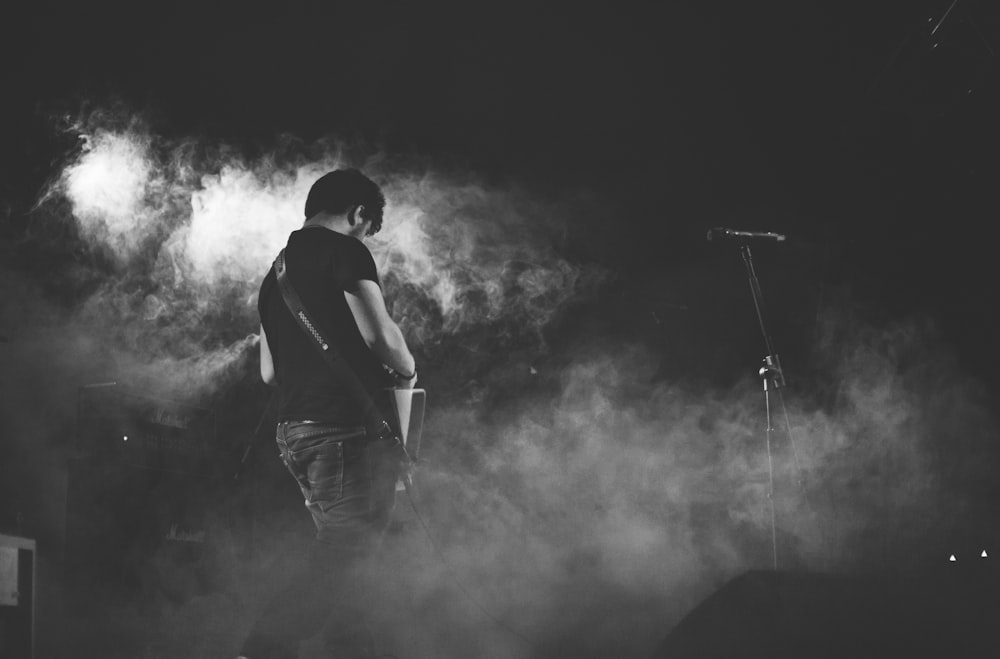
[1,111,996,658]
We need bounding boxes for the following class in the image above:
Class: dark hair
[303,169,386,235]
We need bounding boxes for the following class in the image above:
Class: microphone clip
[758,354,786,390]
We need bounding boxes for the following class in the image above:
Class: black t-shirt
[258,227,392,424]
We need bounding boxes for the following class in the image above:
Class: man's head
[304,169,386,237]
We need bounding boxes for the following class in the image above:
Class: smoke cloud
[365,311,997,658]
[61,129,156,257]
[35,113,599,400]
[3,108,996,658]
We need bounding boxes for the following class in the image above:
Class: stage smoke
[3,107,996,659]
[37,113,600,399]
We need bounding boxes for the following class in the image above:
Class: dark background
[1,1,999,655]
[3,0,998,383]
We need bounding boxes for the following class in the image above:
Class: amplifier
[75,384,216,473]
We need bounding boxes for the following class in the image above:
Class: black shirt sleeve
[336,237,380,292]
[257,267,279,361]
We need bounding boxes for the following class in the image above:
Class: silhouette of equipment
[653,568,999,658]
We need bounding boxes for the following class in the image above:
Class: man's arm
[345,280,416,387]
[259,324,277,386]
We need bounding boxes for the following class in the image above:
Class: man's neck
[303,213,351,236]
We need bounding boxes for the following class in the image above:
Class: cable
[401,477,538,655]
[234,388,276,480]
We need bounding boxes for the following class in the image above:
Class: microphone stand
[739,243,786,570]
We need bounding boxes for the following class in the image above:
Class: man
[240,169,417,659]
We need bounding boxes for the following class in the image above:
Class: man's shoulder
[289,228,370,254]
[282,229,378,288]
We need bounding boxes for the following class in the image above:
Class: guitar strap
[273,247,394,441]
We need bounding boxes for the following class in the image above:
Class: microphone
[707,227,786,243]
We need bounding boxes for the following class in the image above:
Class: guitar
[383,387,426,457]
[381,387,426,491]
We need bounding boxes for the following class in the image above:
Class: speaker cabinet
[63,457,219,601]
[66,386,227,601]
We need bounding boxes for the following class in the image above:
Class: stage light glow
[51,123,597,358]
[181,163,323,285]
[62,130,155,258]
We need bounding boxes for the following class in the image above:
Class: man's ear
[348,205,365,226]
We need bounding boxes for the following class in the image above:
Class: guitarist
[240,169,417,659]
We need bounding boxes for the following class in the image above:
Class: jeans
[240,421,399,659]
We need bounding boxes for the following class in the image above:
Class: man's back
[258,226,390,425]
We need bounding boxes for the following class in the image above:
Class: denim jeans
[240,421,399,659]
